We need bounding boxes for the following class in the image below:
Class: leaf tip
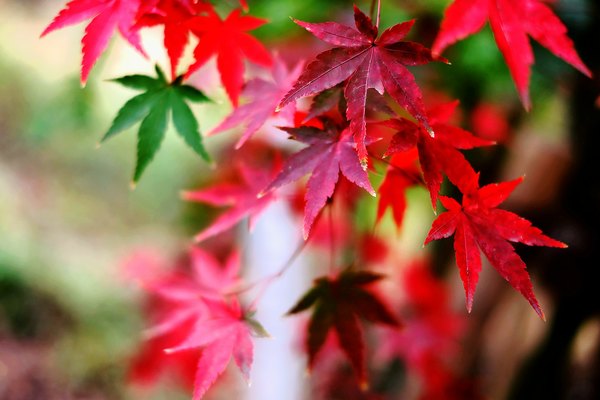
[302,229,310,241]
[466,297,473,314]
[129,181,137,190]
[426,125,435,138]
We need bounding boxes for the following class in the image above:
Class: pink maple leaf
[165,298,258,400]
[143,247,242,338]
[209,56,304,149]
[41,0,146,84]
[182,160,279,242]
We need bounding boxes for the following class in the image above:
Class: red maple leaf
[263,123,375,239]
[278,5,442,162]
[186,8,272,106]
[41,0,146,84]
[432,0,592,109]
[182,160,279,242]
[209,56,303,148]
[383,100,493,208]
[424,176,567,318]
[136,0,212,80]
[376,148,422,230]
[288,270,400,387]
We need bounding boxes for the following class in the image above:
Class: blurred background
[0,0,599,399]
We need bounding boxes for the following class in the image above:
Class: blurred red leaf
[433,0,591,109]
[183,160,279,242]
[209,56,303,148]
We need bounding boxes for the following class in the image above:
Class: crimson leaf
[425,176,567,319]
[288,270,400,386]
[383,100,493,208]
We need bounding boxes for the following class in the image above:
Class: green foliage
[103,66,211,183]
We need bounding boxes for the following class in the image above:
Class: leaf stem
[328,201,335,274]
[369,0,376,20]
[376,0,381,29]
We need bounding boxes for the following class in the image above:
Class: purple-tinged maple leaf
[263,124,375,239]
[41,0,146,84]
[279,5,443,163]
[182,161,279,242]
[288,270,400,387]
[186,8,272,106]
[209,56,303,149]
[383,100,494,208]
[424,176,567,318]
[432,0,592,109]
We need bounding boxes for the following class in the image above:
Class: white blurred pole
[243,202,310,400]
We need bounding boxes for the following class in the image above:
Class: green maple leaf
[102,65,211,183]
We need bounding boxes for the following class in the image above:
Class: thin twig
[370,0,377,20]
[245,237,310,312]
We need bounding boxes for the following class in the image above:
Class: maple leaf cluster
[125,247,268,399]
[40,0,593,398]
